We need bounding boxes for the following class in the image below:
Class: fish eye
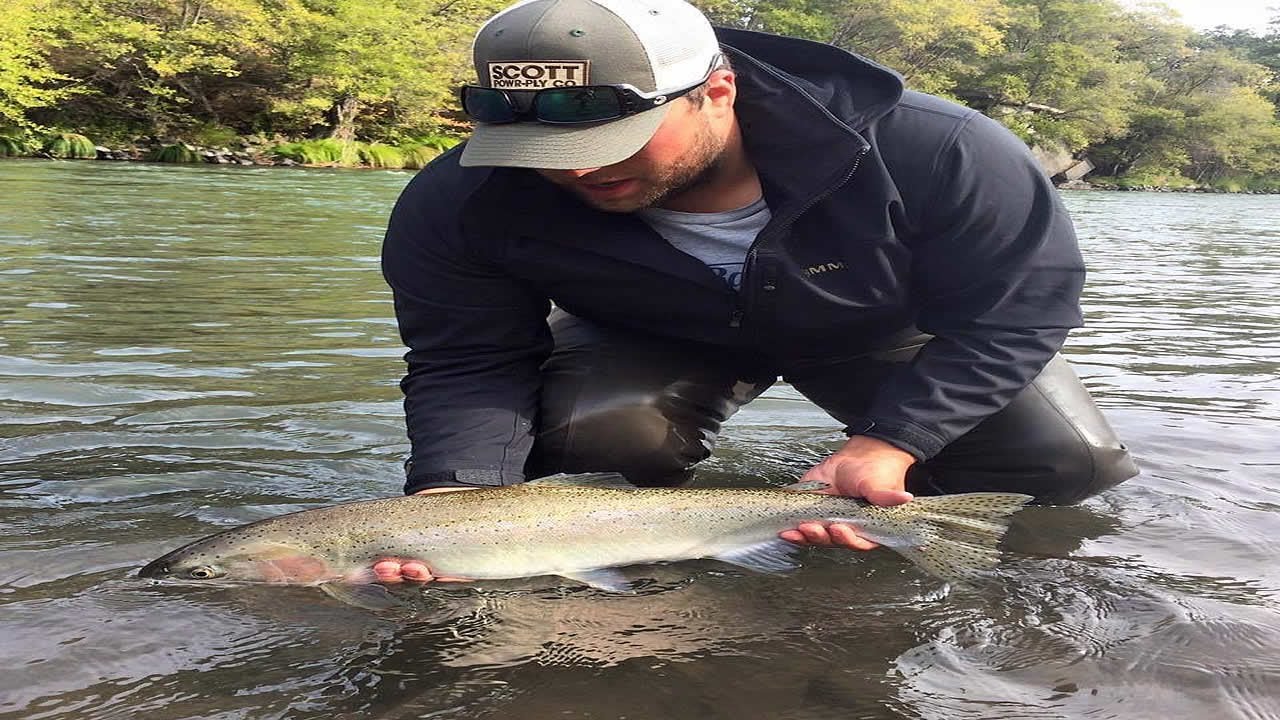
[188,566,219,580]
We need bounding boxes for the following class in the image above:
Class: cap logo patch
[488,61,590,89]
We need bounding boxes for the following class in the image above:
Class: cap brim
[458,103,673,170]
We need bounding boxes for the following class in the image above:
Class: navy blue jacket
[381,28,1085,493]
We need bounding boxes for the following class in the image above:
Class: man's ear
[703,70,737,113]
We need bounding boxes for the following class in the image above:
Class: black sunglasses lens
[463,87,517,123]
[534,87,624,123]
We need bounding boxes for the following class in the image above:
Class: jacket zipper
[726,50,873,330]
[729,146,868,329]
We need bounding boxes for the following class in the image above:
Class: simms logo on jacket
[804,261,847,277]
[488,62,590,89]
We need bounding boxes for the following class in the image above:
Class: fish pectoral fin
[527,472,635,489]
[559,568,635,593]
[318,582,403,611]
[714,539,802,574]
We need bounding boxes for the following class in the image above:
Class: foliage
[42,132,96,158]
[0,0,73,131]
[953,0,1159,150]
[188,123,241,148]
[1101,171,1198,189]
[1206,174,1280,192]
[359,143,405,169]
[0,135,35,157]
[400,144,441,169]
[271,138,363,166]
[413,134,463,152]
[0,0,1275,187]
[702,0,1009,96]
[151,143,201,162]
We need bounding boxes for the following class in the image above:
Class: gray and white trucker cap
[459,0,721,169]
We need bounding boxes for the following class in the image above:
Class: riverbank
[1058,179,1280,194]
[3,133,1277,192]
[0,133,461,170]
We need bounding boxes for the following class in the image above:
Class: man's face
[534,83,733,213]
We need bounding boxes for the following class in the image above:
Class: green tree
[36,0,279,139]
[1202,19,1280,108]
[954,0,1165,150]
[263,0,506,140]
[697,0,1008,96]
[0,0,68,132]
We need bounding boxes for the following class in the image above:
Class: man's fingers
[778,523,833,546]
[779,522,880,551]
[372,559,437,583]
[373,560,407,583]
[399,562,435,582]
[829,523,879,551]
[862,487,914,507]
[797,522,833,546]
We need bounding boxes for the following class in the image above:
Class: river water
[1,159,1277,720]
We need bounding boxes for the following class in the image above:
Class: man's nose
[561,167,602,179]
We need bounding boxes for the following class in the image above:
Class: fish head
[140,536,336,585]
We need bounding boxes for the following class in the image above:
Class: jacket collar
[716,28,903,209]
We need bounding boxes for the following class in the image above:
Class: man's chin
[573,189,652,213]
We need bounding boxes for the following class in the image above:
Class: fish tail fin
[875,492,1034,582]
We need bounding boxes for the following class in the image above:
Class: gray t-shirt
[638,197,771,291]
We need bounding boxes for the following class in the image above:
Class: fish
[139,473,1032,603]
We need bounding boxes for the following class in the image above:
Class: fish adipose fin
[872,492,1033,582]
[527,472,634,489]
[560,568,634,593]
[714,538,801,574]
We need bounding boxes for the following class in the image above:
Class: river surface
[1,158,1277,720]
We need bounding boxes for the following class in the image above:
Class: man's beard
[577,117,726,213]
[642,120,726,210]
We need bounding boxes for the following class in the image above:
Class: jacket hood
[715,27,904,132]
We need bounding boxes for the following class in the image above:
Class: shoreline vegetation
[2,138,1272,194]
[0,133,459,170]
[2,0,1277,192]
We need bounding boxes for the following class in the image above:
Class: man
[376,0,1137,582]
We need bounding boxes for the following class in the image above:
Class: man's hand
[372,487,477,583]
[779,435,916,551]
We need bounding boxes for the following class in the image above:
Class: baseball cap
[458,0,722,170]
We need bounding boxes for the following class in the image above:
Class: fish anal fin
[560,568,634,593]
[527,472,634,489]
[714,539,801,574]
[318,582,402,611]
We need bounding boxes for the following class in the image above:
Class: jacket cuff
[403,466,523,495]
[844,419,946,461]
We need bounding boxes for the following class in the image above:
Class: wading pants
[525,311,1138,505]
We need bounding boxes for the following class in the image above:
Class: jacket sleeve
[855,111,1085,460]
[381,165,552,493]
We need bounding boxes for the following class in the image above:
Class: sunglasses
[460,56,721,125]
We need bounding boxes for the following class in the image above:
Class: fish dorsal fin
[527,472,634,489]
[714,539,801,574]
